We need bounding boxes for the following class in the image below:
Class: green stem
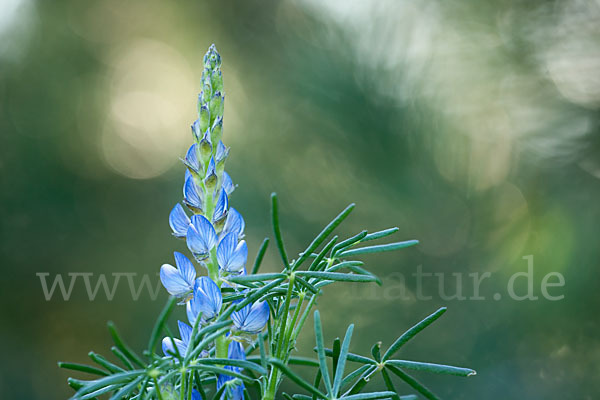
[153,377,164,400]
[265,274,296,400]
[180,370,187,400]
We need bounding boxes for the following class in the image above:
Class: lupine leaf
[295,276,320,294]
[193,358,267,375]
[107,321,145,368]
[78,384,120,400]
[326,261,364,272]
[111,346,134,370]
[232,278,286,311]
[72,370,145,397]
[380,367,396,394]
[108,375,144,400]
[313,310,333,395]
[88,351,125,374]
[321,348,376,365]
[187,364,255,383]
[385,365,440,400]
[331,230,367,257]
[371,342,382,363]
[308,236,338,271]
[293,203,355,270]
[338,241,419,258]
[227,273,287,283]
[271,193,290,269]
[268,358,327,399]
[333,324,354,396]
[342,391,398,400]
[332,337,341,380]
[361,228,399,242]
[252,237,270,274]
[147,296,177,355]
[382,307,447,362]
[340,364,371,391]
[296,271,378,283]
[58,362,108,377]
[346,365,376,395]
[385,360,476,377]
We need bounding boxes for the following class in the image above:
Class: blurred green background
[1,0,599,398]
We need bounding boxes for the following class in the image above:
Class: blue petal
[222,172,235,195]
[222,207,245,239]
[160,264,193,296]
[169,204,191,238]
[215,140,230,163]
[217,233,248,273]
[162,337,187,357]
[187,276,222,325]
[206,157,216,176]
[213,188,229,222]
[231,301,269,333]
[186,215,217,258]
[228,340,246,362]
[183,175,204,212]
[217,369,244,400]
[178,320,193,346]
[183,143,201,173]
[191,389,202,400]
[191,119,202,141]
[174,252,196,287]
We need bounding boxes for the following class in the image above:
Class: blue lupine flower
[221,207,245,239]
[160,252,196,297]
[191,118,203,142]
[231,301,269,334]
[192,389,202,400]
[183,173,204,213]
[162,320,192,357]
[187,276,223,325]
[215,140,229,165]
[204,157,218,190]
[213,188,229,223]
[186,215,217,259]
[169,203,191,238]
[183,143,201,174]
[222,172,235,195]
[217,341,245,400]
[217,232,247,273]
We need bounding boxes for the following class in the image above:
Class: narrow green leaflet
[385,360,475,377]
[382,307,447,362]
[338,241,419,258]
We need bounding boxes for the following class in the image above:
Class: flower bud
[210,69,223,93]
[209,92,224,123]
[203,44,221,69]
[190,119,202,142]
[203,157,217,191]
[210,116,223,145]
[198,103,210,133]
[199,131,212,162]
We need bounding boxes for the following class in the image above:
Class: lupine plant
[59,45,476,400]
